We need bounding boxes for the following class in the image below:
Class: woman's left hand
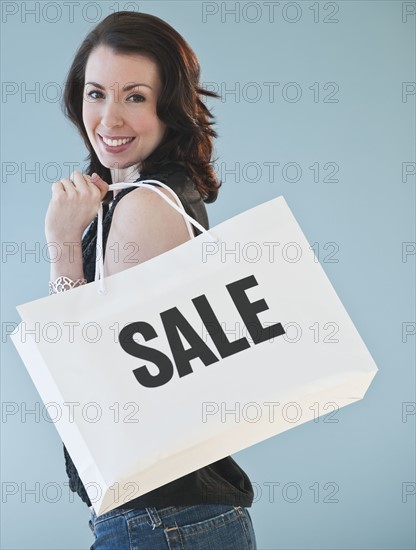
[45,171,109,242]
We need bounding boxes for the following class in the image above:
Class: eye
[127,93,145,103]
[85,89,103,100]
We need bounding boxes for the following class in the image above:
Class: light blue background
[1,1,415,549]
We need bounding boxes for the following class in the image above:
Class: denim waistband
[90,504,182,529]
[90,502,238,531]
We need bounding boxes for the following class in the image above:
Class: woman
[45,10,257,550]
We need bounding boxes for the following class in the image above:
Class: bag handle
[95,179,219,295]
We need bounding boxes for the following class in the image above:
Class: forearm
[47,239,87,294]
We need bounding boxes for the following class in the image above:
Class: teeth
[102,136,134,146]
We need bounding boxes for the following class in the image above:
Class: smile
[99,135,135,147]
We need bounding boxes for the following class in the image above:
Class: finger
[51,180,64,192]
[57,178,77,197]
[70,171,91,192]
[71,171,105,202]
[90,173,110,199]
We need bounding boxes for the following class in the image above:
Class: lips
[97,133,136,153]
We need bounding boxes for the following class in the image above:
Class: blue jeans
[88,503,257,549]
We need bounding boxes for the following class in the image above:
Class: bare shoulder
[116,185,176,216]
[111,185,186,234]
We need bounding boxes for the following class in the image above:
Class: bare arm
[103,186,191,277]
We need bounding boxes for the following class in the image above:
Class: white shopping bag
[10,180,378,516]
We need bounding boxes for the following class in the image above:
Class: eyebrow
[84,81,153,91]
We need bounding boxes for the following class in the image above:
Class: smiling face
[82,45,167,174]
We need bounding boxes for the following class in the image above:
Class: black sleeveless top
[62,162,254,509]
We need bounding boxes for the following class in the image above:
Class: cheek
[82,103,96,132]
[151,116,166,138]
[139,109,164,135]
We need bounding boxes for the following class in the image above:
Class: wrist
[45,232,82,244]
[45,235,83,248]
[49,275,87,295]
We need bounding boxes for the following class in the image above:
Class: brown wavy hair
[61,11,222,204]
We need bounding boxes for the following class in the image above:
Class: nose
[100,100,123,129]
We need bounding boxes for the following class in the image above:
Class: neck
[110,164,141,198]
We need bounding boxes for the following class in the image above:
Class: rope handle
[95,179,219,295]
